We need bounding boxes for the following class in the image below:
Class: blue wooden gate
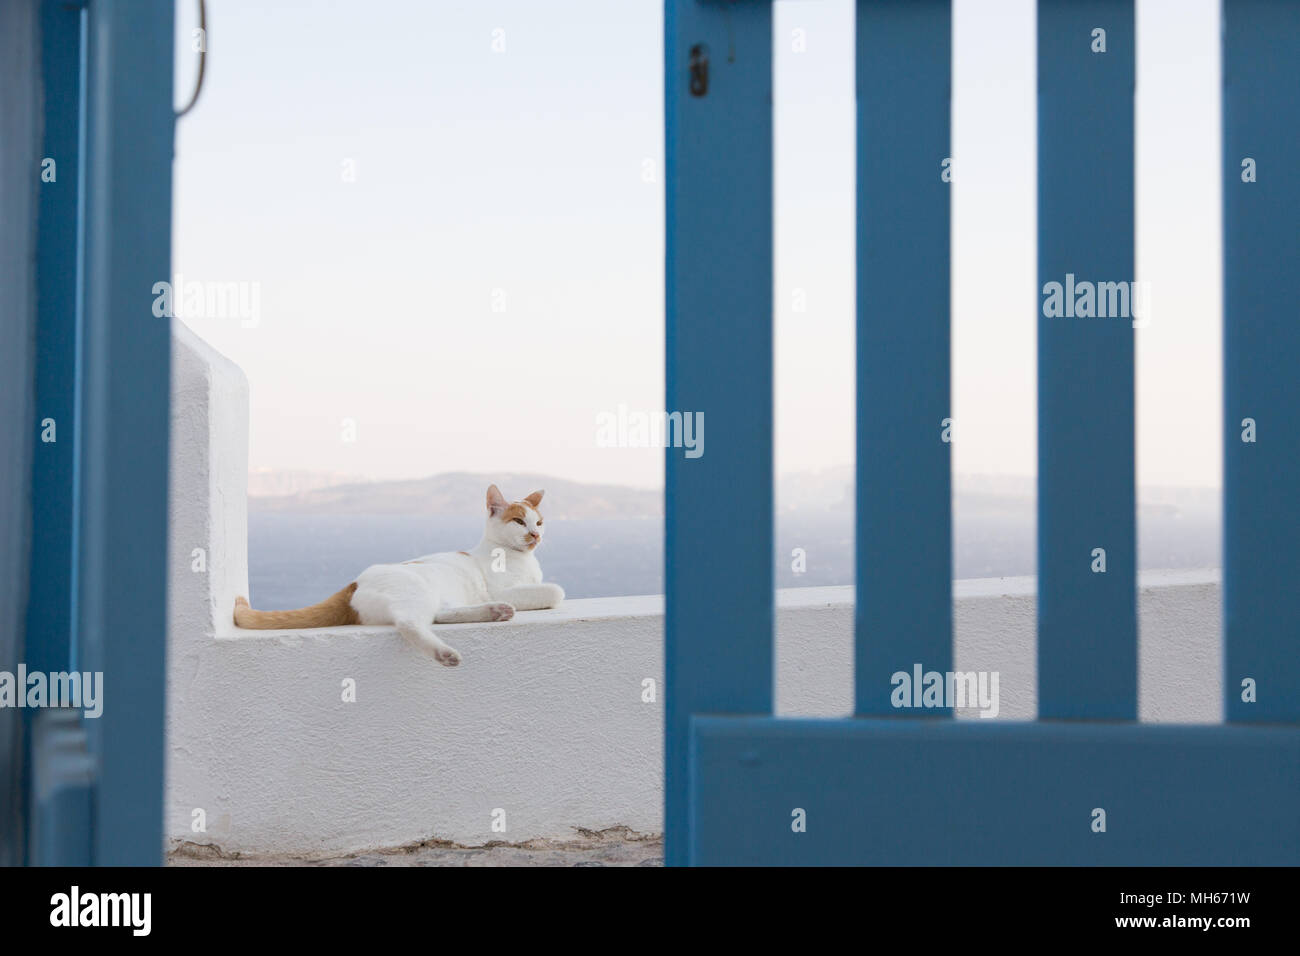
[665,0,1299,866]
[24,0,173,866]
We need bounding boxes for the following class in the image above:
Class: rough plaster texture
[168,328,1225,856]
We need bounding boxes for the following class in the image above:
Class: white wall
[774,572,1222,724]
[167,327,1223,856]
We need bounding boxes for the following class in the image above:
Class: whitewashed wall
[167,326,1223,856]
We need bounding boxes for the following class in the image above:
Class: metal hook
[689,44,709,97]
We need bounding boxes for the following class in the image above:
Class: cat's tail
[233,583,361,629]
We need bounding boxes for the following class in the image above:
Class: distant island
[247,471,663,520]
[246,468,1222,608]
[245,466,860,519]
[247,467,1220,521]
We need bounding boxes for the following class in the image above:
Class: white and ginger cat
[233,484,565,666]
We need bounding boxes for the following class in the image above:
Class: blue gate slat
[855,0,953,716]
[1036,0,1136,720]
[664,0,775,867]
[25,0,84,866]
[28,0,83,678]
[1222,0,1300,724]
[79,0,173,865]
[690,717,1300,865]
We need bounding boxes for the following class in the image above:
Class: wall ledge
[217,568,1223,643]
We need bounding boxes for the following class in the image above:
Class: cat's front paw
[435,645,462,667]
[545,583,565,606]
[488,602,515,622]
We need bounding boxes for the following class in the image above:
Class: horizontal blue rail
[691,717,1300,865]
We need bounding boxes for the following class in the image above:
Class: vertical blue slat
[1222,0,1300,724]
[25,0,85,868]
[665,0,774,866]
[1036,0,1136,720]
[855,0,952,716]
[80,0,173,865]
[29,0,83,678]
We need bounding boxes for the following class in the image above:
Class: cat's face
[485,484,546,552]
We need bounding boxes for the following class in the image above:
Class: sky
[172,0,1223,490]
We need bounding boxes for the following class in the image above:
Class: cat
[233,484,565,666]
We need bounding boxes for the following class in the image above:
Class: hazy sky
[173,0,1222,490]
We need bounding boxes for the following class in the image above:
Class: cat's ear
[486,484,508,517]
[524,490,544,509]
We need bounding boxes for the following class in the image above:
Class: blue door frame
[665,0,1299,865]
[27,0,173,866]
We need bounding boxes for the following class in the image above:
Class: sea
[247,506,1221,610]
